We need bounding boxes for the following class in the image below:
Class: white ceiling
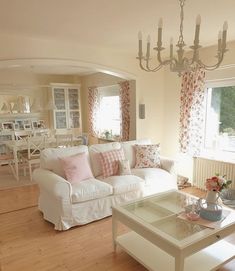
[0,0,234,75]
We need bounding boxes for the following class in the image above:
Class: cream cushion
[71,178,113,203]
[98,175,143,195]
[40,146,89,178]
[120,139,151,168]
[131,168,177,192]
[89,142,121,177]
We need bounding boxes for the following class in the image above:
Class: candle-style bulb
[158,18,163,28]
[147,35,151,43]
[138,31,143,58]
[170,37,173,59]
[223,21,228,31]
[196,14,201,25]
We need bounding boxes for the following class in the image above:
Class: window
[204,83,235,154]
[97,86,120,138]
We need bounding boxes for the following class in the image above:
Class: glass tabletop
[122,191,209,242]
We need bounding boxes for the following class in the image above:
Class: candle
[218,31,222,51]
[157,18,163,46]
[146,35,151,59]
[194,15,201,44]
[170,37,173,59]
[138,31,143,58]
[222,21,228,49]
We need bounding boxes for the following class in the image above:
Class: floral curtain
[119,81,130,141]
[179,68,206,156]
[88,86,99,137]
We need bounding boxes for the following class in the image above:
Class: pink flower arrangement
[206,174,232,192]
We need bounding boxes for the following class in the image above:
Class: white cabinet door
[52,85,82,133]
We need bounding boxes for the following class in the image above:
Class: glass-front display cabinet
[51,84,82,134]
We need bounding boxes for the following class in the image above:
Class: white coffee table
[112,190,235,271]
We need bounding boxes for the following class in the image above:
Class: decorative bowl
[199,200,222,221]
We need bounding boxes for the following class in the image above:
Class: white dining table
[4,136,84,181]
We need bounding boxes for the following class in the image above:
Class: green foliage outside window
[211,86,235,135]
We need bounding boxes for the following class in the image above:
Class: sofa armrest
[160,156,176,174]
[33,168,72,201]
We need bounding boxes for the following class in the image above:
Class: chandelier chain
[178,0,185,45]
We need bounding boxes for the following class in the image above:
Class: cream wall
[0,69,80,128]
[0,34,166,145]
[162,40,235,180]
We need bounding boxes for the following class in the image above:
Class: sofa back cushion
[89,142,121,177]
[120,139,151,168]
[40,146,89,178]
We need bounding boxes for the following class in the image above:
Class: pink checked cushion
[134,144,161,168]
[60,152,94,183]
[99,148,125,178]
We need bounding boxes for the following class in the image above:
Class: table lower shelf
[116,231,235,271]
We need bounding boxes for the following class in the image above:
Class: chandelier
[137,0,228,76]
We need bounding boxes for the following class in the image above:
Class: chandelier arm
[196,52,225,71]
[156,50,172,66]
[146,59,164,72]
[156,49,165,65]
[138,59,152,72]
[139,58,163,72]
[196,59,224,71]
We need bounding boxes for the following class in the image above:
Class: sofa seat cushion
[98,175,143,195]
[71,178,113,203]
[131,168,177,194]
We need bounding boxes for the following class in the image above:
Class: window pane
[205,86,235,152]
[99,95,120,136]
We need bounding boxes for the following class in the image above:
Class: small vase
[206,190,219,204]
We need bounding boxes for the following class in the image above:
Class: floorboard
[0,185,235,271]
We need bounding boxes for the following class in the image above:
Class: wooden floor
[0,186,235,271]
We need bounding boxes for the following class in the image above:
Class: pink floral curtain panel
[119,81,130,141]
[88,86,99,137]
[179,69,206,156]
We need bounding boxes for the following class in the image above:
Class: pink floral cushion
[60,153,94,183]
[100,148,125,178]
[134,144,161,168]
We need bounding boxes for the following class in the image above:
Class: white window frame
[202,78,235,161]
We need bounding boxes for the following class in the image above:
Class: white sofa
[33,139,177,230]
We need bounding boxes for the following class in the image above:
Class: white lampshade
[1,102,9,112]
[11,102,19,113]
[30,99,42,112]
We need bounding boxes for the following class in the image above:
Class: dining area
[0,129,88,186]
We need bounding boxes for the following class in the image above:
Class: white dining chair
[0,153,15,177]
[21,136,46,181]
[14,130,32,141]
[55,130,73,148]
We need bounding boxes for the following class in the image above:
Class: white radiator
[193,157,235,189]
